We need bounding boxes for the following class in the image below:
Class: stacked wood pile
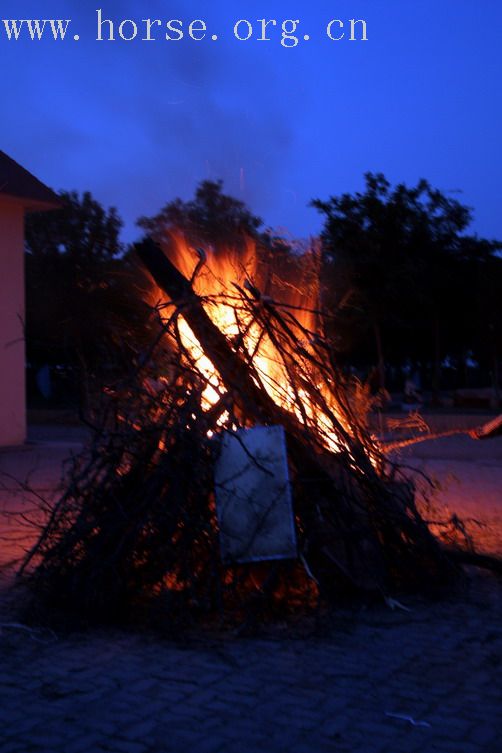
[18,239,463,626]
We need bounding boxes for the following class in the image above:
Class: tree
[137,179,263,250]
[311,173,501,395]
[137,179,313,303]
[25,191,151,408]
[26,190,122,262]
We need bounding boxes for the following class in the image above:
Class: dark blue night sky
[2,1,501,243]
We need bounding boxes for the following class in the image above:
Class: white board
[214,426,297,563]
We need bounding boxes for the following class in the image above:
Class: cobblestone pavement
[1,573,501,753]
[1,427,501,752]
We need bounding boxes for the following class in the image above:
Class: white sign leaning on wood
[214,426,297,563]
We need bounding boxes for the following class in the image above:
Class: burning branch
[16,236,462,627]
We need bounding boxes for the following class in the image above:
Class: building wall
[0,198,26,446]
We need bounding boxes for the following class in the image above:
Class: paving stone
[62,734,104,753]
[1,573,501,753]
[468,723,500,748]
[0,743,30,753]
[120,719,157,742]
[433,741,483,753]
[190,737,226,753]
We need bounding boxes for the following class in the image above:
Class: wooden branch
[134,239,457,595]
[383,413,502,452]
[138,238,280,423]
[137,239,347,467]
[136,239,387,590]
[444,547,502,576]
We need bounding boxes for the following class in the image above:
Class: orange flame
[150,232,353,453]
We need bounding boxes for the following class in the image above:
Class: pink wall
[0,197,26,446]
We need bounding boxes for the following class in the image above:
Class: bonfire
[18,233,467,626]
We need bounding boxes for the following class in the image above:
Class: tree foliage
[312,173,502,393]
[137,179,263,249]
[25,191,151,406]
[137,179,312,301]
[24,177,502,407]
